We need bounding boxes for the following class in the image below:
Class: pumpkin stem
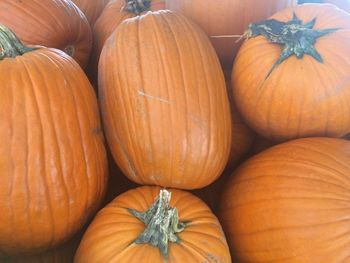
[128,189,188,260]
[0,25,36,60]
[243,13,338,79]
[123,0,151,15]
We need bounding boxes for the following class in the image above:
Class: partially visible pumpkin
[232,4,350,141]
[91,0,294,82]
[0,0,92,68]
[75,186,232,262]
[224,69,254,171]
[0,26,107,256]
[71,0,111,26]
[220,137,350,262]
[99,10,231,189]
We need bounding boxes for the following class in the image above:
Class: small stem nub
[0,25,36,60]
[123,0,151,15]
[128,189,188,260]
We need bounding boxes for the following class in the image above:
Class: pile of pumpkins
[0,0,350,262]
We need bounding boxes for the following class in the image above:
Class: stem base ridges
[128,189,188,260]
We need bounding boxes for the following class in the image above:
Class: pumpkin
[75,186,231,262]
[71,0,111,26]
[0,26,107,256]
[220,137,350,262]
[224,70,254,171]
[299,0,350,12]
[1,231,82,263]
[99,10,231,189]
[0,0,92,68]
[91,0,294,82]
[232,4,350,141]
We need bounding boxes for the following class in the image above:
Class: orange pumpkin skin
[71,0,110,26]
[220,137,350,262]
[75,186,231,263]
[0,48,107,255]
[1,231,82,263]
[99,11,231,189]
[232,4,350,141]
[92,0,294,81]
[224,70,254,170]
[167,0,296,68]
[0,0,92,68]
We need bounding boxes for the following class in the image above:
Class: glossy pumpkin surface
[0,0,92,68]
[232,4,350,141]
[75,186,231,263]
[0,45,107,255]
[99,11,231,189]
[220,137,350,262]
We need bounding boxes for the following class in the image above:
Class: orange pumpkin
[224,70,254,170]
[91,0,294,81]
[220,137,350,262]
[1,231,82,263]
[232,4,350,141]
[71,0,111,26]
[0,26,107,256]
[75,186,231,262]
[99,10,231,189]
[0,0,92,68]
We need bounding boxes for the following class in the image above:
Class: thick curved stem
[123,0,152,15]
[128,189,188,260]
[0,25,36,60]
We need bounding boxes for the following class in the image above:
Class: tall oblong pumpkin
[0,0,92,68]
[99,10,231,189]
[0,26,107,256]
[232,4,350,141]
[75,186,231,262]
[220,137,350,262]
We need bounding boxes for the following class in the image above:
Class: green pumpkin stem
[0,25,36,60]
[244,13,338,79]
[123,0,152,15]
[128,189,188,260]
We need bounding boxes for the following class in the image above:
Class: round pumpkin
[71,0,111,26]
[232,4,350,141]
[220,137,350,262]
[0,0,92,68]
[99,10,231,189]
[75,186,231,262]
[0,26,107,256]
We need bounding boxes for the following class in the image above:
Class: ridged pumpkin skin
[232,4,350,141]
[93,0,294,72]
[99,11,231,189]
[75,186,231,263]
[224,70,254,170]
[0,48,107,256]
[71,0,110,26]
[0,0,92,68]
[167,0,296,68]
[220,137,350,262]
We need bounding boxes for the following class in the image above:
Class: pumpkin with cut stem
[75,187,231,262]
[232,4,350,141]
